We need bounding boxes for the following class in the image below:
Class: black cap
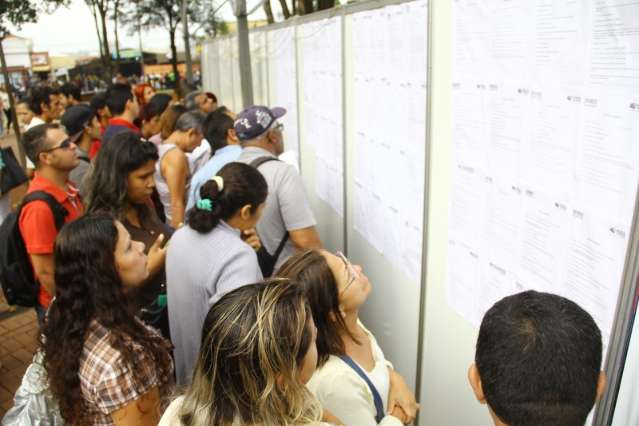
[61,104,95,138]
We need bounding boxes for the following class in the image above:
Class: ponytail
[187,162,268,234]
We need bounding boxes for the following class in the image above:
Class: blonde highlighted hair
[177,279,322,426]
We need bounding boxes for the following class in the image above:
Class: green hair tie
[196,199,213,211]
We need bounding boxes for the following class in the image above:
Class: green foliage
[0,0,67,38]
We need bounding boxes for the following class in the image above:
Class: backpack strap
[249,155,279,169]
[338,355,386,423]
[249,155,289,264]
[20,191,68,230]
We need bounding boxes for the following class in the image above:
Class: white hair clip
[211,175,224,192]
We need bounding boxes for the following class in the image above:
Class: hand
[147,234,167,277]
[388,369,420,424]
[242,228,262,252]
[322,409,345,426]
[390,404,410,424]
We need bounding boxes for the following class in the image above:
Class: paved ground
[0,132,38,418]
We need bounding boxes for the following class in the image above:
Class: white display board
[217,36,237,112]
[250,31,269,106]
[299,17,344,217]
[351,0,428,282]
[267,26,300,158]
[447,0,639,342]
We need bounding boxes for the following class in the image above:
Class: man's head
[22,123,79,172]
[61,105,101,149]
[199,92,218,114]
[90,90,111,126]
[171,110,205,153]
[105,83,139,121]
[29,86,62,122]
[59,83,82,108]
[234,105,286,156]
[184,90,203,111]
[469,290,605,426]
[203,109,238,154]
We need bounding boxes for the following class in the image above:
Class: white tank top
[154,143,190,223]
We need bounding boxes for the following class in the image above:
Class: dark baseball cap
[234,105,286,141]
[61,104,95,138]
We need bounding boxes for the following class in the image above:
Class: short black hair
[203,110,234,154]
[141,93,171,122]
[90,91,108,111]
[105,83,133,115]
[60,83,81,102]
[29,86,55,115]
[476,290,602,426]
[21,123,61,167]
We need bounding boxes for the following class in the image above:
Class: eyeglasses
[41,138,73,153]
[336,251,359,294]
[274,122,284,132]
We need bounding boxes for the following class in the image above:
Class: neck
[37,166,69,189]
[124,204,141,227]
[244,142,276,155]
[115,113,133,124]
[225,215,244,231]
[78,134,92,152]
[37,113,50,123]
[341,310,361,337]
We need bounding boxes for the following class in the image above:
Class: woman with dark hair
[141,93,172,140]
[42,213,174,425]
[86,131,172,338]
[159,279,330,426]
[166,161,267,385]
[277,250,420,426]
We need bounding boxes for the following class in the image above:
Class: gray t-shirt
[166,220,262,385]
[69,148,91,198]
[238,147,317,271]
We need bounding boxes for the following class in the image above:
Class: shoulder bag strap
[338,355,385,423]
[250,156,289,260]
[21,191,69,230]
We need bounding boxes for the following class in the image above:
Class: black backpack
[250,156,289,278]
[0,191,68,307]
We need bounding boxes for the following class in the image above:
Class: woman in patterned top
[42,213,174,425]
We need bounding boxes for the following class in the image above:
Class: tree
[0,0,67,165]
[120,0,226,92]
[84,0,114,79]
[120,0,182,92]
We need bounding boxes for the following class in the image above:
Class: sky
[10,0,265,56]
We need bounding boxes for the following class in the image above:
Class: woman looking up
[42,213,174,425]
[166,161,266,385]
[159,279,331,426]
[277,250,420,426]
[86,132,172,338]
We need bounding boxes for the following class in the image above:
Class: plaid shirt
[79,320,174,425]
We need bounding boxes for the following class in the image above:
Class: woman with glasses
[277,250,420,426]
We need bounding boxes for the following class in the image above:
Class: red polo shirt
[19,173,84,308]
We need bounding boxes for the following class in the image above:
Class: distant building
[1,35,33,88]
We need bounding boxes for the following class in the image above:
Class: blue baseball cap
[234,105,286,141]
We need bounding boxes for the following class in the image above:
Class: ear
[595,371,607,402]
[266,129,277,144]
[227,128,239,142]
[468,363,487,404]
[239,204,253,220]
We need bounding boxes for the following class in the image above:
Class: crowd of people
[0,79,606,426]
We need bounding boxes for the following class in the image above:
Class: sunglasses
[336,251,359,294]
[41,138,73,153]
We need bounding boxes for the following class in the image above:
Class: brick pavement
[0,294,39,417]
[0,132,39,418]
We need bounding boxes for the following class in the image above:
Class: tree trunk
[98,4,113,80]
[264,0,274,24]
[0,38,25,168]
[316,0,334,11]
[291,0,296,16]
[90,2,104,59]
[169,28,181,97]
[277,0,291,18]
[298,0,313,15]
[114,0,121,71]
